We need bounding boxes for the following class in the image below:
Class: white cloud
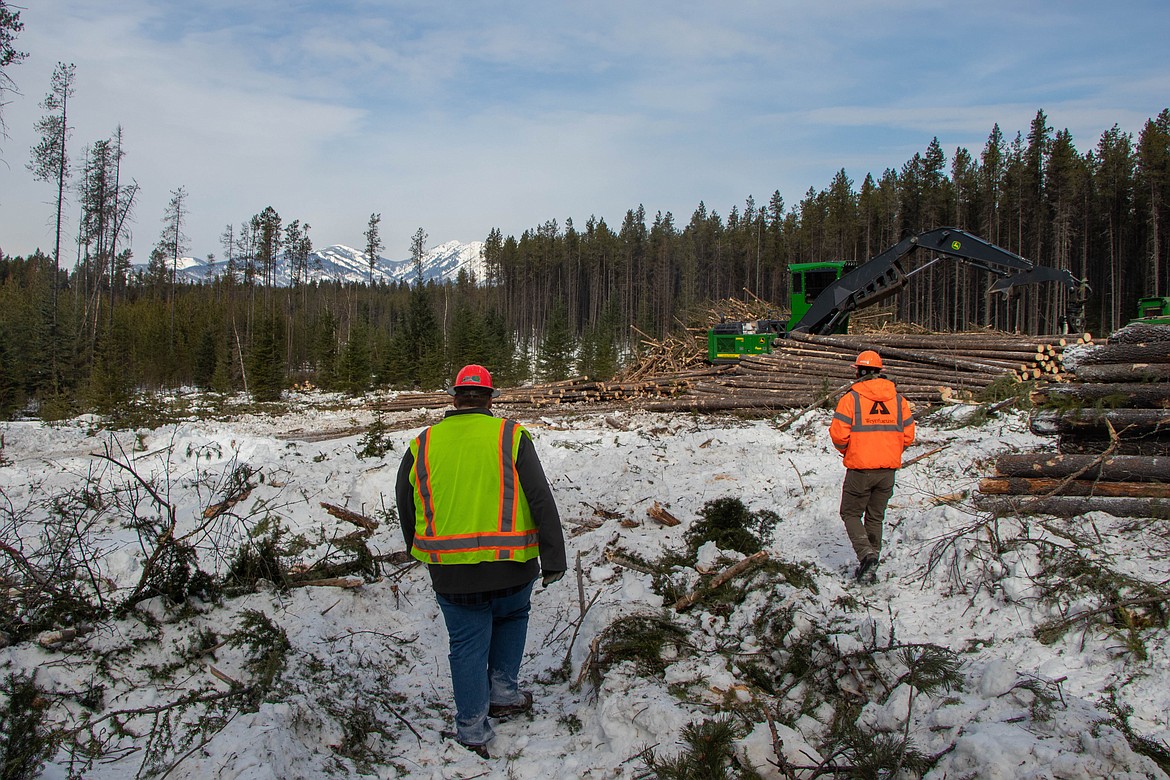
[2,0,1167,262]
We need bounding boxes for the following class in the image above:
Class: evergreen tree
[311,310,339,390]
[247,314,285,402]
[337,317,372,395]
[27,62,75,324]
[824,169,858,262]
[157,185,189,344]
[380,315,414,387]
[0,0,25,137]
[284,219,311,287]
[577,297,620,379]
[1095,125,1137,331]
[210,331,236,394]
[87,322,134,415]
[364,213,383,287]
[448,299,486,369]
[0,322,20,418]
[1136,110,1170,296]
[536,300,575,381]
[921,137,951,228]
[481,308,518,385]
[411,227,428,287]
[899,153,924,234]
[1024,109,1053,263]
[193,327,218,390]
[980,124,1006,242]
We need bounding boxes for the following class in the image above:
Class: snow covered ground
[1,391,1168,779]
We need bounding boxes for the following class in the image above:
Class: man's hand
[541,571,565,588]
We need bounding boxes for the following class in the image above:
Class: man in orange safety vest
[829,350,915,582]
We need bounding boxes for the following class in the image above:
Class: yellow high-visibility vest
[409,414,539,564]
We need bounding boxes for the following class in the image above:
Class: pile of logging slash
[976,321,1170,519]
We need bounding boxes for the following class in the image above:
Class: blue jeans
[436,580,535,746]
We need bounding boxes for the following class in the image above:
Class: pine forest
[2,107,1170,420]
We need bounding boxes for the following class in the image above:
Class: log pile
[854,331,1089,381]
[362,323,1093,416]
[365,368,736,412]
[1032,321,1170,456]
[975,321,1170,519]
[640,330,1087,414]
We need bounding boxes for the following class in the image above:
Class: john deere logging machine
[1131,296,1170,326]
[707,227,1086,363]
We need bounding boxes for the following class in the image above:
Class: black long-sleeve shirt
[395,407,567,595]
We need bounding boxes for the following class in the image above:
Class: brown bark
[674,551,769,611]
[994,452,1170,482]
[1058,437,1170,456]
[975,495,1170,519]
[203,488,254,519]
[647,502,681,527]
[1030,409,1170,436]
[1076,342,1170,366]
[786,330,1016,375]
[1072,363,1170,382]
[321,502,379,530]
[978,477,1170,498]
[1108,323,1170,344]
[290,577,366,589]
[1031,383,1170,408]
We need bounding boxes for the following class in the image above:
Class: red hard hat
[449,364,500,396]
[853,350,883,369]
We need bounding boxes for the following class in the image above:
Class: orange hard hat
[449,364,500,396]
[853,350,883,369]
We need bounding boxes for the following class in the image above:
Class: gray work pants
[839,468,897,563]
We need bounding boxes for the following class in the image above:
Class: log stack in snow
[640,329,1087,414]
[976,321,1170,519]
[364,327,1093,416]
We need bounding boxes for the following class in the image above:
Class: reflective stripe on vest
[845,390,913,433]
[497,419,518,534]
[410,416,538,564]
[415,428,437,538]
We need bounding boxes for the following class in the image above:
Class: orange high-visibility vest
[829,378,915,469]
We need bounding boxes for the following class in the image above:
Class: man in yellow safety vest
[395,364,566,759]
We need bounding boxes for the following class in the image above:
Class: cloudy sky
[1,0,1167,264]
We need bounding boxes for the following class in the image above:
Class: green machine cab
[707,261,847,363]
[1131,296,1170,326]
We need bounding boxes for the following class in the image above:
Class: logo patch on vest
[870,400,891,415]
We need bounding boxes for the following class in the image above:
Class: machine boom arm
[788,227,1082,335]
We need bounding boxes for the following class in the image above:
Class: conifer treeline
[485,109,1170,342]
[1,108,1168,418]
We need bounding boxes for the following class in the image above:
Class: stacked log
[494,370,726,406]
[976,322,1170,518]
[364,328,1094,417]
[976,452,1170,519]
[1038,321,1170,456]
[855,331,1088,381]
[366,367,734,413]
[641,330,1079,413]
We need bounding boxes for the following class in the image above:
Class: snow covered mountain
[152,240,488,286]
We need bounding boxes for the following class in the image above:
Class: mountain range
[154,240,488,286]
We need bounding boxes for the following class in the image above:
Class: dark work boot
[489,689,533,719]
[459,741,490,759]
[855,556,879,583]
[441,730,490,759]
